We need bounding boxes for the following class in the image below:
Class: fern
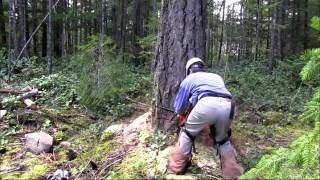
[300,49,320,81]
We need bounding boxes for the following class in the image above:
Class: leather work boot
[166,143,192,174]
[220,149,244,180]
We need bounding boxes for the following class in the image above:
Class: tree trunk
[153,0,206,129]
[218,0,225,63]
[238,1,244,61]
[73,0,77,53]
[120,0,127,61]
[61,0,67,58]
[31,0,38,55]
[254,0,260,61]
[290,0,298,54]
[133,0,141,63]
[268,0,280,73]
[18,0,27,57]
[303,0,308,50]
[47,0,53,74]
[0,0,6,46]
[42,0,47,57]
[280,0,288,60]
[111,0,118,47]
[100,0,106,36]
[9,0,18,58]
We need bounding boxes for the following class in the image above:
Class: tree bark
[61,0,67,58]
[303,0,308,50]
[218,0,225,63]
[153,0,206,129]
[9,0,18,58]
[72,0,77,53]
[47,0,53,74]
[254,0,260,61]
[0,0,6,46]
[31,0,38,55]
[268,0,280,73]
[18,0,27,57]
[111,0,118,47]
[120,0,127,61]
[42,0,47,57]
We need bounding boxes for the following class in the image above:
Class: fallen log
[18,89,38,100]
[23,99,37,110]
[0,87,38,110]
[0,88,23,94]
[0,86,32,94]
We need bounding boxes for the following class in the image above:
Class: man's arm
[174,81,192,115]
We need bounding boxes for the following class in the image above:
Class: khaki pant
[179,96,234,155]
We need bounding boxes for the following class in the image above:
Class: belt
[200,93,232,100]
[200,93,235,119]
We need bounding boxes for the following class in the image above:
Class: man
[167,57,244,179]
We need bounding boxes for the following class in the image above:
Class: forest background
[0,0,319,179]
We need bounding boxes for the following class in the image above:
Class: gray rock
[25,132,53,154]
[47,169,69,180]
[0,110,7,120]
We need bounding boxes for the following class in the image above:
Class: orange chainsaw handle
[177,106,193,126]
[178,114,186,125]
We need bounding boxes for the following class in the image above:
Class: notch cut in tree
[152,0,206,130]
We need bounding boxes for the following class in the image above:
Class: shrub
[72,35,152,117]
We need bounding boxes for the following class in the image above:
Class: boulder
[25,132,53,154]
[0,110,7,120]
[48,169,69,180]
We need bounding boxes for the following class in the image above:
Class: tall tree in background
[18,0,27,57]
[153,0,206,129]
[31,0,38,55]
[268,0,281,72]
[8,0,18,57]
[42,0,47,57]
[0,0,6,46]
[61,0,67,58]
[47,0,53,74]
[218,0,225,63]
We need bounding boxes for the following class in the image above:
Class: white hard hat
[185,57,204,75]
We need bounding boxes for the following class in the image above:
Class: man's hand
[177,114,186,126]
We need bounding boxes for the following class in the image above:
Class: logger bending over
[167,57,244,179]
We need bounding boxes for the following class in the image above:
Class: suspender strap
[229,99,236,119]
[210,125,232,155]
[182,127,197,154]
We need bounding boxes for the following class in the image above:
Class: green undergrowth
[215,59,313,123]
[233,120,308,169]
[241,17,320,179]
[240,122,320,179]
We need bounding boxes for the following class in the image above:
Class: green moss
[107,147,154,179]
[1,152,51,179]
[56,149,68,162]
[74,140,118,163]
[20,164,49,179]
[139,130,152,143]
[53,130,66,141]
[0,147,22,169]
[100,130,113,142]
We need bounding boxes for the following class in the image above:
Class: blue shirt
[174,72,232,114]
